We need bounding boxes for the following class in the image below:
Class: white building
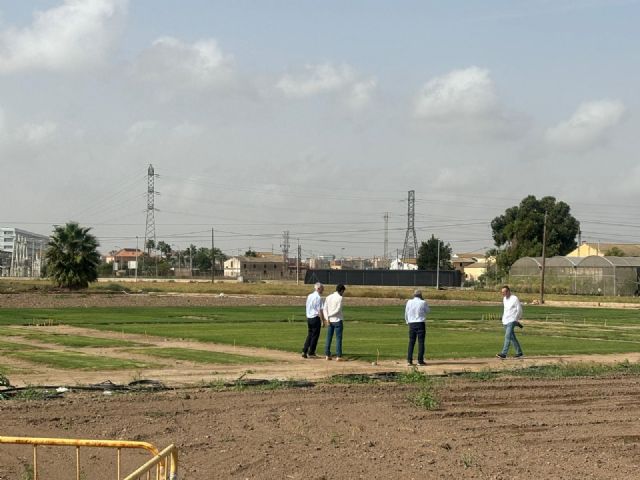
[390,258,418,270]
[224,256,288,280]
[0,227,50,277]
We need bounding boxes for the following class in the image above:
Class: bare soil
[1,292,640,479]
[2,376,640,479]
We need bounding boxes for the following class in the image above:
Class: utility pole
[135,236,138,283]
[211,228,215,284]
[436,239,441,290]
[540,210,548,304]
[297,239,301,285]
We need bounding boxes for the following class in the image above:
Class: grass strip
[130,347,273,365]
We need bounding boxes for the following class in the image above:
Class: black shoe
[301,353,307,359]
[496,353,506,359]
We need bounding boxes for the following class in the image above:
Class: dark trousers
[407,322,426,363]
[303,316,322,355]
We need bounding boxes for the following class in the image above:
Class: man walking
[302,282,325,358]
[405,289,430,366]
[496,285,524,359]
[324,284,346,361]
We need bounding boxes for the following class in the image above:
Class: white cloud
[545,100,626,151]
[15,121,58,144]
[0,0,127,73]
[126,120,157,143]
[171,122,205,138]
[276,62,376,108]
[131,36,234,91]
[346,79,377,110]
[414,66,499,121]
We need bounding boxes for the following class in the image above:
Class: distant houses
[452,252,493,282]
[567,242,640,257]
[224,254,288,281]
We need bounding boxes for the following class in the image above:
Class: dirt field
[2,292,640,479]
[2,375,640,479]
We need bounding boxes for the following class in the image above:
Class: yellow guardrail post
[0,436,177,479]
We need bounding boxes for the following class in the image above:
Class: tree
[244,249,257,257]
[604,247,625,257]
[145,239,156,255]
[191,247,227,272]
[417,235,452,270]
[157,241,172,258]
[491,195,580,275]
[45,222,101,289]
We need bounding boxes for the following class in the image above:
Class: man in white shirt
[496,285,524,359]
[405,289,430,366]
[302,282,325,358]
[323,284,346,361]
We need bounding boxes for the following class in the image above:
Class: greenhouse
[509,256,640,296]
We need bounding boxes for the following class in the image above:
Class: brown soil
[2,376,640,479]
[2,292,640,479]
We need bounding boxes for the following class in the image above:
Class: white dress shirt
[324,291,344,323]
[405,297,430,324]
[502,294,523,325]
[306,291,324,318]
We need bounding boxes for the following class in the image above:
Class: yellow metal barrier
[0,435,178,480]
[124,444,178,480]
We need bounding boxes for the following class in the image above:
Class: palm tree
[45,222,101,289]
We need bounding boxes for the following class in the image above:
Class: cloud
[171,122,205,138]
[276,62,376,108]
[126,120,157,143]
[346,79,377,110]
[413,66,528,139]
[545,100,626,151]
[414,66,499,121]
[131,36,235,91]
[15,121,58,144]
[0,0,127,73]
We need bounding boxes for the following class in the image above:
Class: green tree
[157,241,172,258]
[244,249,257,257]
[145,239,155,255]
[191,247,227,272]
[45,222,101,289]
[491,195,580,275]
[417,235,453,270]
[604,246,625,257]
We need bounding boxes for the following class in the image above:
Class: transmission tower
[383,212,389,259]
[401,190,418,261]
[143,164,158,255]
[281,230,290,264]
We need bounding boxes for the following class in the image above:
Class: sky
[1,0,639,259]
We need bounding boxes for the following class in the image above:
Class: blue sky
[1,0,638,258]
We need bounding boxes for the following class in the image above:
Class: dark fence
[304,269,462,287]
